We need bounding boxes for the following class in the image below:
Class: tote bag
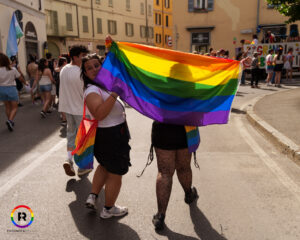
[72,102,98,169]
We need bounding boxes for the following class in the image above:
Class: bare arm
[85,92,119,121]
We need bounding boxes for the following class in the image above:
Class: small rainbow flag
[95,41,241,128]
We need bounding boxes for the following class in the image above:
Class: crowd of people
[0,33,297,231]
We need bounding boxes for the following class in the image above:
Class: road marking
[236,116,300,202]
[0,139,65,198]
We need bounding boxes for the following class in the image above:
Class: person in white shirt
[0,53,26,131]
[58,45,90,177]
[82,53,131,219]
[265,49,274,86]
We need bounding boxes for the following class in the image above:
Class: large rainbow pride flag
[95,42,241,127]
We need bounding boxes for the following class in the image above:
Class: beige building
[0,0,47,74]
[45,0,154,58]
[173,0,300,57]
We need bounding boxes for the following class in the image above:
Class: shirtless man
[26,54,39,103]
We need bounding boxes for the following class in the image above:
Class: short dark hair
[81,54,102,89]
[58,57,67,67]
[69,45,89,60]
[46,52,52,59]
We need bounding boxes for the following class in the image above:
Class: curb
[245,90,300,166]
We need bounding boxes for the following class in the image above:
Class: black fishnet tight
[155,147,192,214]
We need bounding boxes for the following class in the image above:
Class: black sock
[104,206,112,210]
[90,193,98,198]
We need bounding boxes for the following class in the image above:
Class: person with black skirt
[82,53,131,219]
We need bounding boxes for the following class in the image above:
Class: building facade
[153,0,173,49]
[45,0,154,58]
[173,0,300,57]
[0,0,47,74]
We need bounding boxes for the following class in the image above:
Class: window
[82,16,88,32]
[148,5,152,16]
[156,0,159,5]
[97,18,102,33]
[165,35,169,44]
[46,10,58,33]
[126,0,130,10]
[156,33,161,43]
[66,13,73,31]
[188,0,214,12]
[95,0,100,4]
[140,2,144,15]
[194,0,206,9]
[108,0,113,7]
[148,27,154,38]
[191,32,210,44]
[155,13,161,25]
[165,0,170,8]
[125,23,134,36]
[108,20,117,35]
[165,15,169,27]
[140,25,147,38]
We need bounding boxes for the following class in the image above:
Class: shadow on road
[66,178,140,240]
[0,96,64,174]
[156,225,199,240]
[189,201,228,240]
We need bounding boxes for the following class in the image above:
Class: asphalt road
[0,83,300,240]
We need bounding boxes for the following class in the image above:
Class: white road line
[236,116,300,202]
[0,139,65,198]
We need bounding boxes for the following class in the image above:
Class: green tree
[266,0,300,23]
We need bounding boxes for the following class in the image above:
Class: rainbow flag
[72,119,98,169]
[95,41,241,127]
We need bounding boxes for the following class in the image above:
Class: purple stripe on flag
[96,67,230,126]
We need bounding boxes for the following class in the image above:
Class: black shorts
[274,64,283,72]
[94,122,131,175]
[151,121,188,150]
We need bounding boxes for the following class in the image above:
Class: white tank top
[39,75,52,85]
[84,84,126,128]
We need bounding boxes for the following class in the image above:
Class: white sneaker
[63,160,75,176]
[77,168,93,176]
[85,193,97,210]
[100,205,128,219]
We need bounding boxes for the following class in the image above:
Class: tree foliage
[266,0,300,23]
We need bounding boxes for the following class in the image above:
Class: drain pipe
[256,0,260,33]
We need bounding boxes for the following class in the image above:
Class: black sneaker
[6,120,13,132]
[40,111,46,118]
[152,213,165,231]
[184,187,199,204]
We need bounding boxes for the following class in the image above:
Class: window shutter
[66,13,73,31]
[188,0,194,12]
[207,0,214,11]
[82,16,88,33]
[97,18,102,33]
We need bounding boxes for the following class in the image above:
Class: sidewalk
[246,84,300,164]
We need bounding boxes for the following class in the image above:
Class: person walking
[82,53,131,219]
[273,48,284,87]
[58,45,91,177]
[283,48,294,82]
[31,58,55,117]
[151,121,199,231]
[54,57,67,126]
[250,52,260,88]
[265,49,274,86]
[0,53,26,131]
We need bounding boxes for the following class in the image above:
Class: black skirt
[94,122,131,175]
[151,121,188,150]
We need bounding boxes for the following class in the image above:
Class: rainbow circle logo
[11,205,34,228]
